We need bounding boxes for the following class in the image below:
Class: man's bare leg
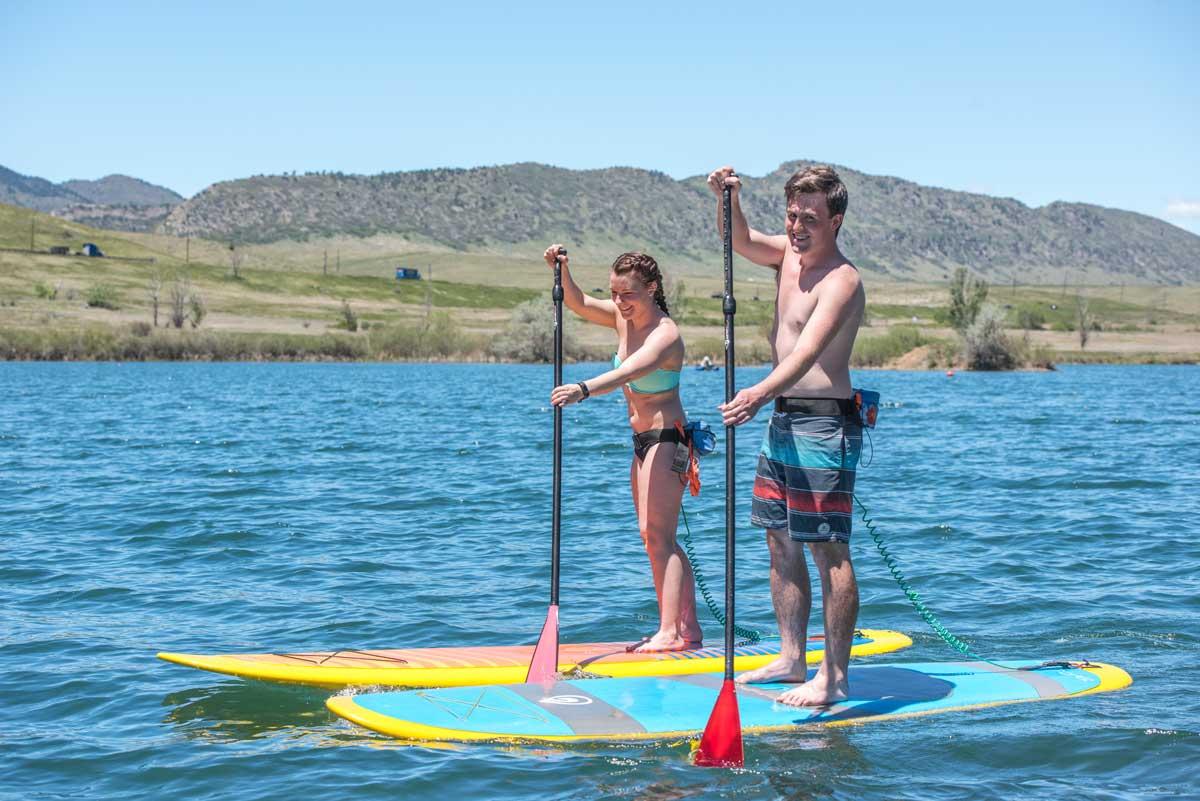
[736,528,812,683]
[777,542,858,706]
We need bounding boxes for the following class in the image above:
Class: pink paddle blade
[693,679,744,768]
[524,604,560,683]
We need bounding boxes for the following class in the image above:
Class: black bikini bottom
[632,427,688,462]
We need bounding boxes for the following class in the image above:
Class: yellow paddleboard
[158,628,911,689]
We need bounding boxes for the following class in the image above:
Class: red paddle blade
[524,605,560,683]
[693,679,744,767]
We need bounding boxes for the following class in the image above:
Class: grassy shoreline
[2,323,1194,366]
[3,205,1197,367]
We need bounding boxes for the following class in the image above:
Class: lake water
[2,363,1198,800]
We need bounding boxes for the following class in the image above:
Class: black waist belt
[774,397,857,416]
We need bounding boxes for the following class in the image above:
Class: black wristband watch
[577,381,590,400]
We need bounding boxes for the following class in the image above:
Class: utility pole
[185,236,190,264]
[323,250,328,276]
[30,216,35,251]
[336,249,340,273]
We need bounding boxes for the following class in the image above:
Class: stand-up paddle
[526,247,567,684]
[695,185,745,767]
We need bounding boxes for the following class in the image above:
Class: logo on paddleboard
[538,694,593,706]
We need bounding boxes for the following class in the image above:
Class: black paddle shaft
[721,187,737,679]
[550,248,566,606]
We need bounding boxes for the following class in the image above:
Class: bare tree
[664,275,687,317]
[1076,295,1091,349]
[228,243,244,280]
[169,276,191,328]
[147,271,163,327]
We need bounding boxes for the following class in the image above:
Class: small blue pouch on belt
[852,389,880,428]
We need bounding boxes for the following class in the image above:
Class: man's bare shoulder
[818,261,863,298]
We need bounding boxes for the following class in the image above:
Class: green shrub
[34,281,59,300]
[85,284,119,310]
[963,304,1018,370]
[947,267,989,331]
[189,293,206,328]
[338,299,358,332]
[491,295,588,362]
[1015,308,1046,329]
[368,313,485,360]
[852,326,932,367]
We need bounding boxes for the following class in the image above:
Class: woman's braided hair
[611,252,669,316]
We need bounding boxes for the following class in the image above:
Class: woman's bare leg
[631,442,701,651]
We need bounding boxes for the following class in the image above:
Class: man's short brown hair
[784,165,848,219]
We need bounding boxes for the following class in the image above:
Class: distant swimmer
[708,165,866,706]
[544,246,702,653]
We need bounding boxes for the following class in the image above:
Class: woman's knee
[639,524,678,553]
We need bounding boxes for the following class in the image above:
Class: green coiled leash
[679,492,1001,664]
[680,504,765,644]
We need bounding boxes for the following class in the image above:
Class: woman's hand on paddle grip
[550,383,584,407]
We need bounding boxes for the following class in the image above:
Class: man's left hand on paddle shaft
[720,385,770,427]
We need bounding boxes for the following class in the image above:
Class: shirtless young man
[709,165,866,707]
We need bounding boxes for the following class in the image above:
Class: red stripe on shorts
[785,489,853,514]
[753,476,786,501]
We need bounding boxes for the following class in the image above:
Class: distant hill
[60,174,182,207]
[161,162,1200,285]
[0,165,181,232]
[0,165,90,212]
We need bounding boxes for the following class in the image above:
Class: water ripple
[1,363,1198,800]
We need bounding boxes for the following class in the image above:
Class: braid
[611,252,670,317]
[653,280,669,316]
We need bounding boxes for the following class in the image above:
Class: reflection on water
[161,681,330,742]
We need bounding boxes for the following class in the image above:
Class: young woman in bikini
[545,245,702,653]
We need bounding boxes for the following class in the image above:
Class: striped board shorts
[750,399,863,543]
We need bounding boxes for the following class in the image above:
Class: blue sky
[3,0,1198,233]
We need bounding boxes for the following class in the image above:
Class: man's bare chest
[776,266,821,331]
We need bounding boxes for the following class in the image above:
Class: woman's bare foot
[775,673,849,707]
[628,632,702,653]
[735,656,809,684]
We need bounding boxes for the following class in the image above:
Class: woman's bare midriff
[624,387,685,432]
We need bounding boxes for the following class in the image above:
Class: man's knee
[765,527,790,550]
[766,528,807,560]
[808,540,852,569]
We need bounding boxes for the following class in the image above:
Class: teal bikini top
[612,353,681,395]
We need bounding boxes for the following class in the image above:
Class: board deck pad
[326,659,1132,742]
[157,628,911,689]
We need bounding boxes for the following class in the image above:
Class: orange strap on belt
[674,421,701,497]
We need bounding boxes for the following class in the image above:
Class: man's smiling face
[786,192,842,255]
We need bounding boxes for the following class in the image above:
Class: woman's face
[610,272,656,319]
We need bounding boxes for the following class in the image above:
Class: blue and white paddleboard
[327,659,1131,742]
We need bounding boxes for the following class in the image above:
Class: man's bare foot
[629,632,702,653]
[775,676,848,707]
[735,656,809,684]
